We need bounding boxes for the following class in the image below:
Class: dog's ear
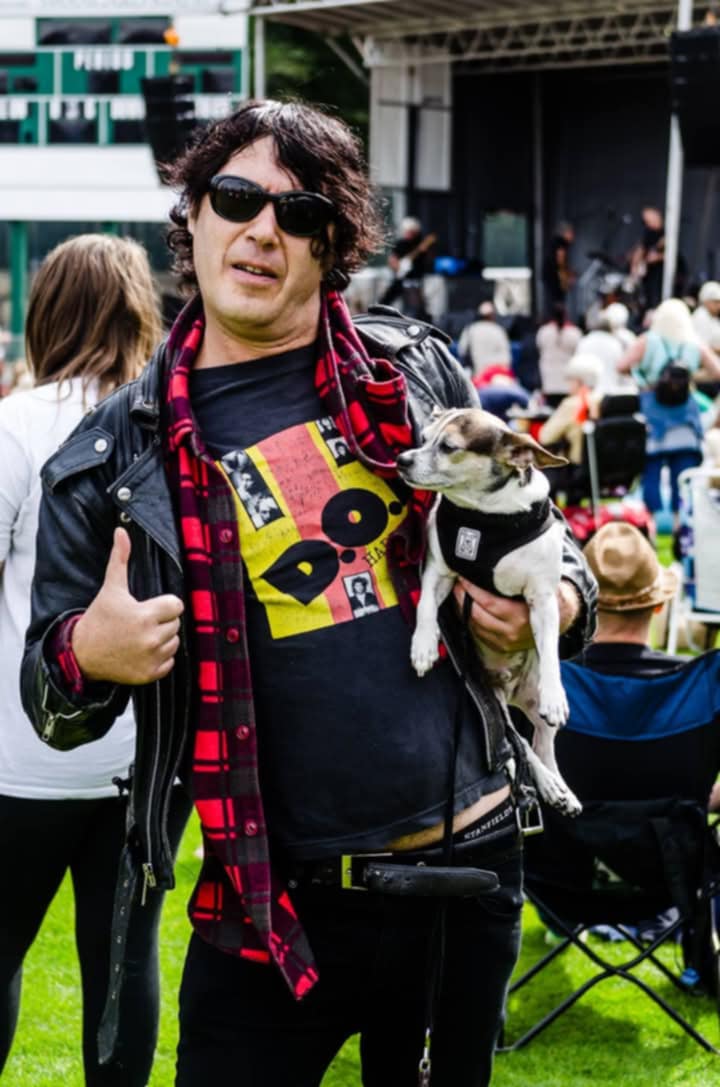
[498,431,569,470]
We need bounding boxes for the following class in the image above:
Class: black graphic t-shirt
[190,346,504,860]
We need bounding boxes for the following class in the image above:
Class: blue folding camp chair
[499,650,720,1053]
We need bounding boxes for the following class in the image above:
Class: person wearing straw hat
[565,521,720,807]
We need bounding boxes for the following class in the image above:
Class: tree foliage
[264,22,370,147]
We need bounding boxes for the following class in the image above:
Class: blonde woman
[617,298,720,530]
[0,235,190,1085]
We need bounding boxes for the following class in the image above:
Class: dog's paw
[539,687,569,728]
[411,628,440,677]
[555,787,583,818]
[535,767,582,817]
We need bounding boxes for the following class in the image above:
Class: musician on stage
[379,216,435,317]
[542,221,575,308]
[629,206,665,312]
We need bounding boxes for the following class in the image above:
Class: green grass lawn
[8,533,718,1086]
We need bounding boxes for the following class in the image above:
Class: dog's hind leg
[501,671,581,817]
[511,671,581,815]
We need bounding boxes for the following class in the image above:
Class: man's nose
[245,201,280,243]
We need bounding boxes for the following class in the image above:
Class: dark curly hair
[166,99,387,294]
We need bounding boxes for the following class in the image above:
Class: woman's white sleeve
[0,415,33,565]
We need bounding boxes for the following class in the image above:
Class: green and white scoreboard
[0,0,247,333]
[0,2,246,150]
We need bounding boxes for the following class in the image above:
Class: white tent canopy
[243,0,689,70]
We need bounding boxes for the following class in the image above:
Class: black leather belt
[285,830,519,897]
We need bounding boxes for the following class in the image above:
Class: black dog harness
[435,496,554,594]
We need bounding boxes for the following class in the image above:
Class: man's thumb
[104,526,132,591]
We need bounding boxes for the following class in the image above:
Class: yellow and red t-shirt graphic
[220,415,406,639]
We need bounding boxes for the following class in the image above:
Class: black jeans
[0,785,191,1086]
[177,833,523,1087]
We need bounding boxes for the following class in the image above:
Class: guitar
[628,236,664,288]
[396,232,438,279]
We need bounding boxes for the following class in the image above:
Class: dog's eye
[438,439,456,453]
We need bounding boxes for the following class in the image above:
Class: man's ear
[497,430,569,470]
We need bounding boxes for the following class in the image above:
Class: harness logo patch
[455,526,481,562]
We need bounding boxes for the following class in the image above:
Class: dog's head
[396,407,567,496]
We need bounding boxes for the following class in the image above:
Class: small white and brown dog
[396,407,581,816]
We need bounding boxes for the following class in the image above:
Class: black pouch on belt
[363,862,499,897]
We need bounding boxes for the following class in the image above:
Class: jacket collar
[129,346,164,431]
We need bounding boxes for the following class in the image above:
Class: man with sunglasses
[22,99,596,1087]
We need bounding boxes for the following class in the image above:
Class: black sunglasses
[207,175,335,237]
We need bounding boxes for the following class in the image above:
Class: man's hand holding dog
[72,527,184,685]
[455,578,581,654]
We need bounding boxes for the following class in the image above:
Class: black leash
[418,591,474,1086]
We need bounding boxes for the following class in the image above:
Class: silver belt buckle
[516,791,544,837]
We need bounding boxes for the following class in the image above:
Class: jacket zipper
[159,519,191,881]
[140,532,163,905]
[141,521,189,901]
[141,861,157,906]
[158,613,191,874]
[40,686,83,742]
[41,714,59,742]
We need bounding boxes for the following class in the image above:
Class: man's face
[188,136,330,352]
[706,299,720,317]
[642,207,663,231]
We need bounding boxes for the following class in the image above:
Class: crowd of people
[451,285,720,547]
[0,94,718,1087]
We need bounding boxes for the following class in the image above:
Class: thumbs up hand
[71,527,185,685]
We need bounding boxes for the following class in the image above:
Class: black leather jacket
[21,306,596,1050]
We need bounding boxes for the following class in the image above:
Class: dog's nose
[396,451,414,467]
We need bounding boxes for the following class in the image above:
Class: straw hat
[583,522,678,611]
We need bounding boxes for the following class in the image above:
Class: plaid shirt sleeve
[45,612,115,702]
[49,614,87,695]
